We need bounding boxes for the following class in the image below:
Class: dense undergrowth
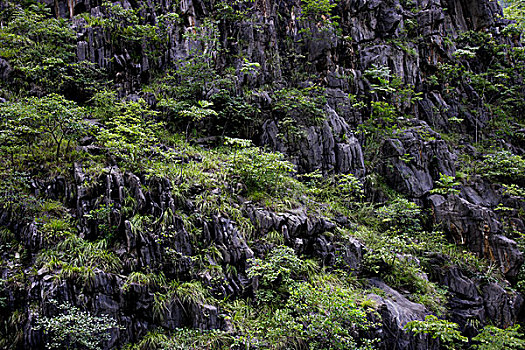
[1,0,525,349]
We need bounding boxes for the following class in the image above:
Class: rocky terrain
[1,0,525,349]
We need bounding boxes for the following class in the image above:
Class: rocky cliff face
[1,0,525,349]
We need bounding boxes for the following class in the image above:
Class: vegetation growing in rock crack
[1,0,525,349]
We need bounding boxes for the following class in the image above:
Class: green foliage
[247,246,312,287]
[91,91,172,171]
[337,173,365,201]
[81,2,179,63]
[364,65,422,107]
[148,19,261,138]
[480,150,525,185]
[35,300,120,350]
[225,138,296,195]
[130,328,232,350]
[286,281,374,349]
[502,0,525,33]
[238,250,376,349]
[271,86,326,121]
[300,0,339,27]
[404,315,467,350]
[172,18,221,102]
[0,94,88,164]
[122,271,167,291]
[302,170,364,206]
[430,173,461,195]
[472,324,525,350]
[437,30,525,140]
[37,235,122,287]
[376,198,422,233]
[215,0,256,21]
[0,278,6,308]
[0,2,105,96]
[152,280,210,322]
[84,203,118,241]
[0,171,37,214]
[35,202,74,245]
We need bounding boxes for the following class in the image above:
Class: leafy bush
[300,0,339,28]
[404,315,467,350]
[36,300,120,350]
[0,3,105,97]
[243,248,375,349]
[376,197,422,233]
[272,86,326,121]
[430,173,461,195]
[287,281,374,349]
[226,139,295,195]
[91,91,168,171]
[247,245,311,287]
[480,150,525,185]
[131,328,231,350]
[472,324,525,350]
[80,2,179,65]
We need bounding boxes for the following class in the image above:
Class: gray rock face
[261,105,366,175]
[205,216,254,267]
[430,194,524,278]
[367,278,437,350]
[245,204,365,270]
[0,58,12,81]
[429,260,524,336]
[431,263,485,332]
[379,121,456,198]
[482,282,524,328]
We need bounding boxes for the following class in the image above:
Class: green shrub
[300,0,339,27]
[287,281,374,349]
[480,150,525,185]
[131,328,231,350]
[36,300,120,350]
[0,3,105,96]
[430,173,461,195]
[472,324,525,350]
[376,198,422,233]
[247,245,311,288]
[226,139,295,195]
[404,315,467,350]
[272,86,326,121]
[0,94,88,163]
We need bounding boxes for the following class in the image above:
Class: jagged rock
[190,303,220,329]
[429,262,484,334]
[2,0,524,348]
[206,216,254,267]
[338,236,366,273]
[429,194,524,278]
[244,204,366,270]
[0,58,12,81]
[481,282,524,328]
[379,121,456,198]
[367,278,436,350]
[261,105,365,175]
[460,176,502,208]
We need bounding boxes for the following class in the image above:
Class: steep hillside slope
[1,0,525,349]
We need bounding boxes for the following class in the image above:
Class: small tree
[0,94,88,161]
